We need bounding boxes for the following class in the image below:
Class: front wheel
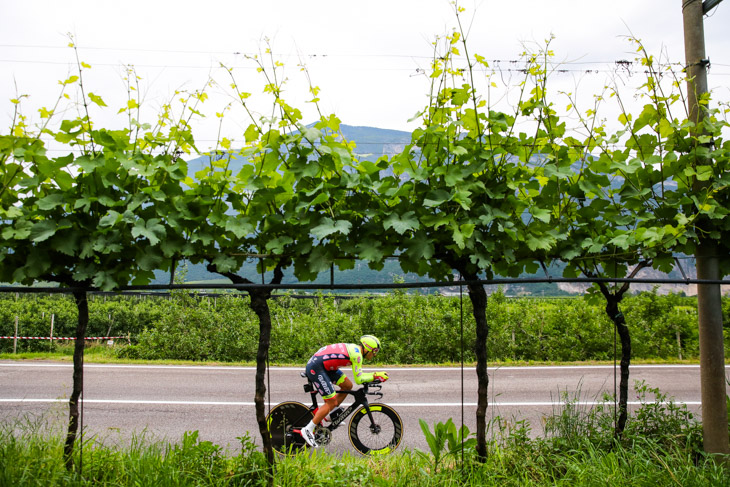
[266,401,313,455]
[348,403,403,455]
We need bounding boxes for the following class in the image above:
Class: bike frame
[299,377,384,431]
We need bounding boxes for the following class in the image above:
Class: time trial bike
[266,372,404,455]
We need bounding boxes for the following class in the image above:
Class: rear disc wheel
[266,401,313,455]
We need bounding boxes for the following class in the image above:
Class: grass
[0,345,258,366]
[2,383,728,487]
[1,422,726,486]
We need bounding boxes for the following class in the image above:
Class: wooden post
[50,314,55,351]
[511,329,516,361]
[13,316,18,354]
[676,329,683,361]
[682,0,730,457]
[106,313,113,337]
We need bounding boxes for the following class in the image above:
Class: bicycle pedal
[314,425,332,446]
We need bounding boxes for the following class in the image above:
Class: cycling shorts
[305,360,345,400]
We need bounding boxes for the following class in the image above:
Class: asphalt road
[1,361,725,454]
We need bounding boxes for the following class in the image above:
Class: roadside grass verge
[0,344,709,367]
[2,385,728,487]
[2,422,726,486]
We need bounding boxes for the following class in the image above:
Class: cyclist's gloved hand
[374,371,389,382]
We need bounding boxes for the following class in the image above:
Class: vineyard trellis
[1,269,728,474]
[2,2,730,477]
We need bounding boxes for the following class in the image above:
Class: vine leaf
[383,211,419,235]
[311,218,352,240]
[131,219,166,245]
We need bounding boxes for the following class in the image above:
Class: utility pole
[681,0,729,458]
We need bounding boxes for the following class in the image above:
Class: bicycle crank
[314,426,332,446]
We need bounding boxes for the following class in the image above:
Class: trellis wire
[1,272,722,475]
[1,274,727,295]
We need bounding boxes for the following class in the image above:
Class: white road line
[0,398,702,407]
[0,363,268,371]
[0,363,715,371]
[0,398,258,406]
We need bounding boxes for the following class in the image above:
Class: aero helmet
[360,335,381,356]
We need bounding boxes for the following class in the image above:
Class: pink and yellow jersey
[310,343,375,384]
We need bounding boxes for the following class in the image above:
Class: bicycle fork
[357,403,381,433]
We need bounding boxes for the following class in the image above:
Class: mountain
[185,125,411,176]
[157,259,449,294]
[339,125,411,161]
[156,258,699,297]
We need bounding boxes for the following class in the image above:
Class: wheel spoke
[357,412,394,449]
[348,404,403,455]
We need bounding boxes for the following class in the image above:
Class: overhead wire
[2,42,728,74]
[4,45,727,152]
[2,57,728,76]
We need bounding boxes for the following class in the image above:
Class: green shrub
[0,290,716,364]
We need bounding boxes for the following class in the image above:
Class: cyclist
[300,335,388,447]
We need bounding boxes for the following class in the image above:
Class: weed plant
[2,383,727,486]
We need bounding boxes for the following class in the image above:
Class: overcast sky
[2,0,728,149]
